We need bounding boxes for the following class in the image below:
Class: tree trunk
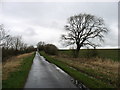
[75,45,80,58]
[75,50,79,58]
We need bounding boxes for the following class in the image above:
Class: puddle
[52,64,89,89]
[71,79,89,90]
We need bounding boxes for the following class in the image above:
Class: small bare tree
[4,36,13,49]
[0,24,9,46]
[13,36,23,51]
[61,13,108,57]
[37,41,45,51]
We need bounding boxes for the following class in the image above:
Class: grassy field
[40,51,117,88]
[2,52,35,88]
[59,49,119,61]
[58,49,119,88]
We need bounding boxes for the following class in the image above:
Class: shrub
[44,44,58,55]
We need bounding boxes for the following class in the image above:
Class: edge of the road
[2,52,35,88]
[38,51,89,90]
[39,51,116,89]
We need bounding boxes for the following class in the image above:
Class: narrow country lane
[24,52,78,88]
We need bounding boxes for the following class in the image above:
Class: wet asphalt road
[24,52,77,88]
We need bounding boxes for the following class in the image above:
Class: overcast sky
[0,1,118,49]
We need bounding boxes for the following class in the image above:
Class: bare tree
[61,13,108,57]
[20,43,27,51]
[4,36,13,49]
[37,41,45,51]
[0,24,9,46]
[10,36,24,52]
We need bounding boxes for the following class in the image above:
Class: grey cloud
[23,28,37,36]
[3,2,117,28]
[1,2,118,48]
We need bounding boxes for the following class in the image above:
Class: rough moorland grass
[2,52,35,88]
[39,52,114,88]
[59,49,119,61]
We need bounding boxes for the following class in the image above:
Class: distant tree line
[0,24,35,62]
[37,41,58,55]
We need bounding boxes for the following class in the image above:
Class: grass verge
[57,57,118,87]
[2,52,35,88]
[40,51,114,89]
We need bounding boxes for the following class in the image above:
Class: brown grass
[52,55,119,86]
[2,52,33,80]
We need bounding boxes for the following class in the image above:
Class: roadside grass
[39,51,114,88]
[58,49,119,87]
[57,57,118,87]
[59,49,119,62]
[2,52,35,88]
